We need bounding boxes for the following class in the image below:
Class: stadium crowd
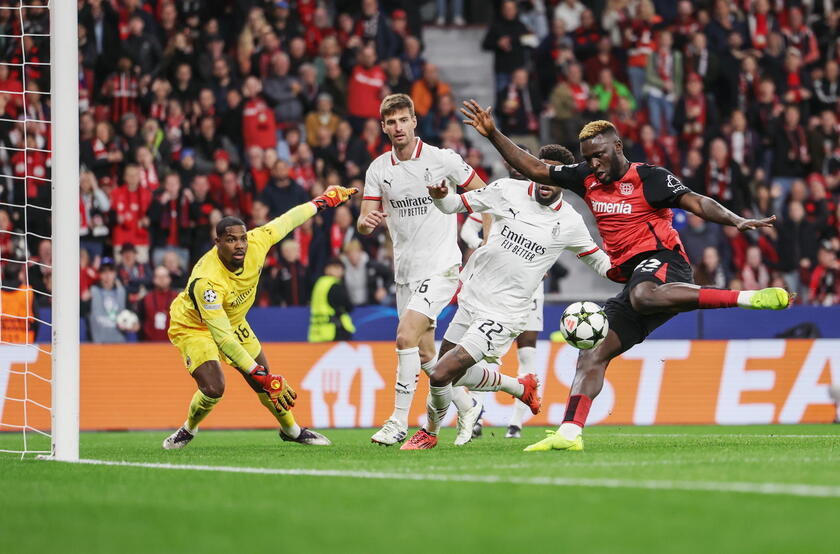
[0,0,838,343]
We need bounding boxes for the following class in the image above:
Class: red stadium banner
[0,340,838,431]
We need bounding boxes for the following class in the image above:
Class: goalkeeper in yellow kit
[162,185,357,449]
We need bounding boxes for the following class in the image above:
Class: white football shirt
[364,138,476,284]
[453,178,607,323]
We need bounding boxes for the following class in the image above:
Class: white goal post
[50,0,79,462]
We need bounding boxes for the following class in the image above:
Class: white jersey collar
[528,182,563,211]
[390,138,423,165]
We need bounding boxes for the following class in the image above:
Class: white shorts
[396,265,460,326]
[443,304,522,363]
[524,285,544,332]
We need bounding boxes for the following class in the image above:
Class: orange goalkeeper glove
[250,365,297,411]
[312,185,358,211]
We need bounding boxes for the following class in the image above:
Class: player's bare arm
[677,191,776,231]
[357,198,387,235]
[461,99,552,184]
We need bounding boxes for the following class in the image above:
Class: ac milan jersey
[548,161,690,281]
[364,138,476,284]
[454,179,605,323]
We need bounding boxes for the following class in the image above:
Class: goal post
[50,0,79,462]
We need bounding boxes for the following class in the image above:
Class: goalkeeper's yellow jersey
[168,202,316,370]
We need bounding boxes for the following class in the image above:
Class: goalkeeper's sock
[455,362,524,397]
[509,347,537,428]
[392,347,421,428]
[425,384,452,435]
[257,392,301,439]
[187,390,220,431]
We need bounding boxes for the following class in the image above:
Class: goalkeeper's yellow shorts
[168,321,261,373]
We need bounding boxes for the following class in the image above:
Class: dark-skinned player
[163,185,357,449]
[461,102,789,452]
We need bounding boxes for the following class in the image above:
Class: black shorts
[605,249,694,352]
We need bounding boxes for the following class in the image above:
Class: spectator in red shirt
[347,45,386,131]
[808,241,840,305]
[242,75,278,150]
[782,7,820,66]
[147,172,191,268]
[212,170,252,218]
[140,265,180,341]
[101,55,141,124]
[111,164,152,263]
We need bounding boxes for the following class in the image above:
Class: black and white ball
[560,301,608,350]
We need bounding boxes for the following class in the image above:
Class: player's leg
[371,308,433,445]
[238,349,331,446]
[506,331,539,438]
[163,331,225,449]
[523,329,624,452]
[627,251,790,314]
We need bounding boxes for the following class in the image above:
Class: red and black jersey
[549,161,690,281]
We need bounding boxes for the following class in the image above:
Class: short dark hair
[538,144,576,165]
[216,216,246,238]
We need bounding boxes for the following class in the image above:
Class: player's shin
[392,346,422,428]
[425,384,452,435]
[509,346,537,428]
[257,391,301,439]
[187,390,221,432]
[454,362,525,397]
[558,394,591,441]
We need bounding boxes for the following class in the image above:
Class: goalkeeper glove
[312,185,358,211]
[250,365,297,411]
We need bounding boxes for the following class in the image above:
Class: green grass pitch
[1,425,839,554]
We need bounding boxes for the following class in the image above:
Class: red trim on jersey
[654,262,669,282]
[576,247,599,258]
[460,194,473,213]
[528,182,534,197]
[552,199,563,211]
[461,168,476,188]
[468,215,482,223]
[414,138,423,159]
[362,196,382,201]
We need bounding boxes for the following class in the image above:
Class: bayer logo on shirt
[619,182,634,195]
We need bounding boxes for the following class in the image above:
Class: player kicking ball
[401,144,613,449]
[359,94,491,446]
[462,102,789,452]
[162,185,357,449]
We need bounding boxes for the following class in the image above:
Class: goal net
[0,0,78,460]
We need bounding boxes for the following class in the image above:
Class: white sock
[426,384,452,435]
[392,347,421,427]
[451,386,475,413]
[737,291,755,308]
[420,359,435,376]
[558,422,582,441]
[455,362,525,397]
[182,420,196,434]
[509,347,536,428]
[282,422,302,439]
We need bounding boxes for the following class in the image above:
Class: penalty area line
[46,458,840,499]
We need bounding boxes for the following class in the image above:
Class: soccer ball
[116,309,139,331]
[559,301,608,350]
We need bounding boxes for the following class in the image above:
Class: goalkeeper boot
[162,425,194,450]
[518,374,542,415]
[400,429,438,450]
[523,430,584,452]
[454,397,483,446]
[505,425,521,439]
[370,419,408,446]
[280,427,332,446]
[747,287,791,310]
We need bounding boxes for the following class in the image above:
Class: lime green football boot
[523,430,584,452]
[747,287,791,310]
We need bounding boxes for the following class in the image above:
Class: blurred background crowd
[0,0,838,342]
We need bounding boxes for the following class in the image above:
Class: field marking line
[47,458,840,499]
[600,434,840,438]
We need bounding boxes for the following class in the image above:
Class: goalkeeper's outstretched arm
[258,186,359,247]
